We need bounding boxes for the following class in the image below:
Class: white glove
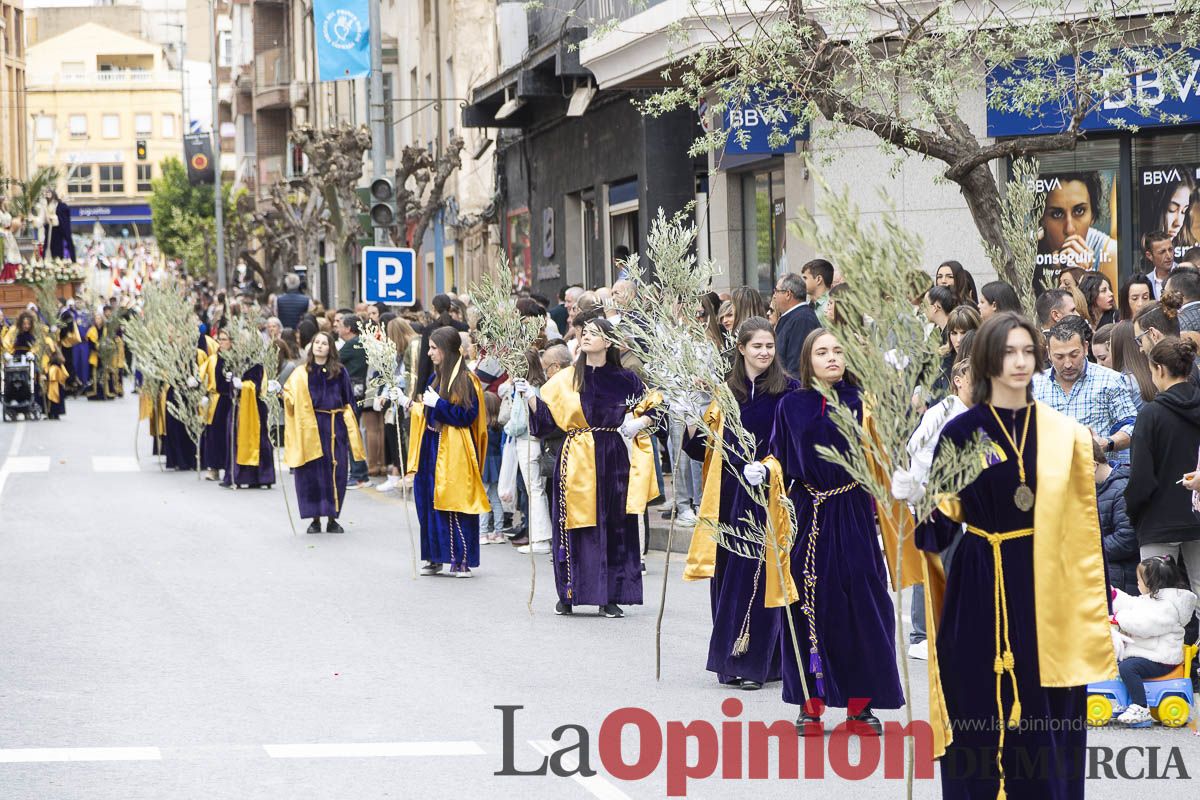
[199,395,210,407]
[618,414,649,440]
[743,461,767,487]
[231,377,243,391]
[266,380,281,394]
[372,396,384,412]
[186,376,199,388]
[890,467,926,503]
[512,378,530,396]
[422,387,440,408]
[223,370,232,382]
[388,386,403,403]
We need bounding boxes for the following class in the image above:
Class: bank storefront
[990,46,1200,292]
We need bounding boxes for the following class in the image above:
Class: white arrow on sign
[378,256,409,300]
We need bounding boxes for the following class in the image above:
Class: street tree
[388,137,466,256]
[641,0,1200,286]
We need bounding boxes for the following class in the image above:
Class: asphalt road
[0,390,1197,799]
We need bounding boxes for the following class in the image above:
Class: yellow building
[26,22,181,235]
[0,0,27,181]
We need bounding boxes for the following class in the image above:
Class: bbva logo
[1027,177,1061,192]
[1143,169,1183,186]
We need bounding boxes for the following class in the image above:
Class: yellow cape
[235,375,263,467]
[537,365,660,529]
[405,372,491,514]
[922,402,1117,758]
[46,364,70,406]
[282,365,364,468]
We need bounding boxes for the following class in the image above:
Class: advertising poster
[1033,169,1120,294]
[1136,163,1200,262]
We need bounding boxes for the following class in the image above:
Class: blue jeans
[480,481,503,534]
[1119,657,1175,707]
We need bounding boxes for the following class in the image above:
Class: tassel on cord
[732,630,750,657]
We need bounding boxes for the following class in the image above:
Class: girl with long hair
[977,280,1022,321]
[916,312,1114,799]
[498,348,553,553]
[401,325,489,577]
[682,317,798,690]
[770,328,903,733]
[199,328,234,480]
[1119,275,1154,322]
[1078,272,1118,328]
[283,331,365,533]
[1110,321,1157,408]
[525,312,660,617]
[731,285,769,334]
[376,316,422,493]
[935,260,978,307]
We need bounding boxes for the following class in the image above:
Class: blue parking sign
[362,246,416,305]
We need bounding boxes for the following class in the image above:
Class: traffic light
[136,139,147,160]
[369,177,395,227]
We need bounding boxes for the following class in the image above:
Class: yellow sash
[864,409,925,591]
[924,402,1117,758]
[61,322,82,348]
[538,365,660,529]
[405,371,491,514]
[46,365,69,405]
[201,354,220,424]
[235,376,262,467]
[282,365,364,468]
[86,325,99,366]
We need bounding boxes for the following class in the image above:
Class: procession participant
[200,329,234,480]
[770,328,904,734]
[404,325,490,577]
[57,305,83,391]
[162,382,197,470]
[283,331,364,533]
[525,312,660,617]
[222,361,279,489]
[45,352,68,419]
[86,306,120,400]
[916,312,1115,800]
[682,317,798,690]
[7,310,37,354]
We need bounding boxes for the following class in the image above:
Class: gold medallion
[1014,484,1035,512]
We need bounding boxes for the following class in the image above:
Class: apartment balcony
[254,47,290,109]
[27,69,178,91]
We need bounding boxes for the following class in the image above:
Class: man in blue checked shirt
[1034,315,1138,461]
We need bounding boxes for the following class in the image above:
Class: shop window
[1132,132,1200,265]
[136,164,153,192]
[742,168,786,294]
[98,164,124,193]
[506,208,532,291]
[67,165,93,195]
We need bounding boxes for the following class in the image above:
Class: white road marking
[3,456,49,473]
[263,741,486,758]
[0,747,161,763]
[91,456,141,473]
[529,740,634,800]
[0,419,27,496]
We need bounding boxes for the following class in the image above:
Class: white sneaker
[375,476,399,492]
[908,640,928,660]
[419,562,443,576]
[675,507,699,526]
[517,541,551,554]
[1116,704,1152,725]
[453,568,473,579]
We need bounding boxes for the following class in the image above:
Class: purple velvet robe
[682,376,798,685]
[163,388,196,470]
[529,362,646,608]
[916,404,1086,800]
[770,382,904,710]
[414,373,482,570]
[222,364,276,488]
[200,356,232,470]
[293,366,355,519]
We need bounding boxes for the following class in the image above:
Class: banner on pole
[314,0,370,82]
[184,133,215,186]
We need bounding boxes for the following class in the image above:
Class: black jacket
[1097,465,1139,596]
[775,303,821,378]
[1126,382,1200,545]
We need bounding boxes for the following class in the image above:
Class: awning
[73,203,153,226]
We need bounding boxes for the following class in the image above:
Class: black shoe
[641,560,647,573]
[601,603,624,618]
[306,520,322,534]
[846,708,883,735]
[740,680,763,691]
[554,601,573,615]
[795,711,823,735]
[326,520,344,533]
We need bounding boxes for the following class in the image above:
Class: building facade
[0,0,27,182]
[26,22,181,235]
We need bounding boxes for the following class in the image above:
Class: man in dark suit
[337,314,371,488]
[773,271,820,378]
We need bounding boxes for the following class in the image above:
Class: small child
[479,392,505,544]
[46,352,69,420]
[1093,439,1138,596]
[1111,556,1198,726]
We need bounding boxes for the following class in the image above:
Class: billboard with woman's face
[1033,170,1120,295]
[1137,165,1199,262]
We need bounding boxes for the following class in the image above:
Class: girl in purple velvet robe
[163,388,196,470]
[291,332,357,533]
[916,314,1089,800]
[222,363,276,489]
[201,330,233,480]
[683,317,797,690]
[526,314,648,618]
[770,328,903,734]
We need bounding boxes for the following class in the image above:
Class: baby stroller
[2,354,43,421]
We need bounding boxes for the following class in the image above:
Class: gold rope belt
[556,425,621,601]
[965,524,1034,800]
[316,409,342,513]
[799,480,858,696]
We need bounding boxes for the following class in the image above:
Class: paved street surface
[1,392,1197,799]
